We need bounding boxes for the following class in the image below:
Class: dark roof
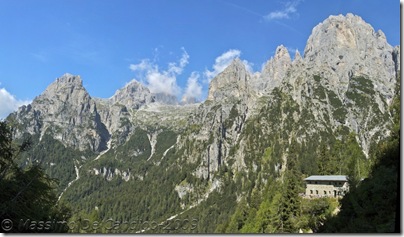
[304,175,348,181]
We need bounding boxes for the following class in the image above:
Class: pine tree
[275,138,302,233]
[0,121,71,233]
[318,144,331,175]
[319,72,400,233]
[225,198,249,233]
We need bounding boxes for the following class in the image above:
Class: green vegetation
[319,72,400,233]
[224,104,239,128]
[346,76,376,107]
[317,133,369,181]
[0,121,71,233]
[57,127,200,233]
[4,70,396,233]
[16,132,92,193]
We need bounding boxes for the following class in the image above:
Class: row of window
[307,181,344,185]
[309,190,343,195]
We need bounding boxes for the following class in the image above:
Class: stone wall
[305,181,348,198]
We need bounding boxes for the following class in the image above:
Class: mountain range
[7,13,400,233]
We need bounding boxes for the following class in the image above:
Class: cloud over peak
[182,72,203,103]
[264,0,302,21]
[0,87,31,119]
[128,48,253,103]
[204,49,253,83]
[129,49,189,96]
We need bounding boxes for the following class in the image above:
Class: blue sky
[0,0,400,118]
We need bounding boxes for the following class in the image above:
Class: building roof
[304,175,348,181]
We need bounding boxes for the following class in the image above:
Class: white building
[304,175,349,198]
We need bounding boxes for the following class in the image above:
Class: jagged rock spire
[259,45,292,91]
[293,49,303,64]
[207,58,251,102]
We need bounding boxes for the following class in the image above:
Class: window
[324,191,327,195]
[310,190,313,194]
[316,190,318,195]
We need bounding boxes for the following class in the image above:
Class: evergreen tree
[225,198,249,233]
[318,144,333,175]
[319,73,400,233]
[275,138,302,233]
[0,121,71,233]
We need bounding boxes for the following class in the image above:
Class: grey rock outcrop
[191,13,400,180]
[262,45,292,88]
[393,45,400,76]
[281,13,399,157]
[110,80,155,110]
[94,80,155,143]
[293,50,303,65]
[303,13,397,99]
[207,58,251,102]
[12,73,110,152]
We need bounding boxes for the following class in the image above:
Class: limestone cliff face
[12,73,110,152]
[94,80,155,145]
[207,58,251,102]
[303,13,397,99]
[183,13,400,181]
[260,45,292,91]
[292,14,398,156]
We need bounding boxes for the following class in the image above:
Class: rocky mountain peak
[11,73,110,152]
[110,80,154,109]
[303,13,397,99]
[304,13,376,58]
[37,73,87,103]
[57,73,83,85]
[116,79,147,93]
[259,45,292,91]
[227,57,245,70]
[293,50,303,64]
[207,58,250,102]
[273,45,291,63]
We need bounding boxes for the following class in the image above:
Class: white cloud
[147,71,181,96]
[182,72,203,102]
[0,88,31,119]
[264,0,301,21]
[129,49,189,96]
[129,59,153,71]
[204,49,254,83]
[128,48,255,101]
[168,48,189,75]
[204,49,241,82]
